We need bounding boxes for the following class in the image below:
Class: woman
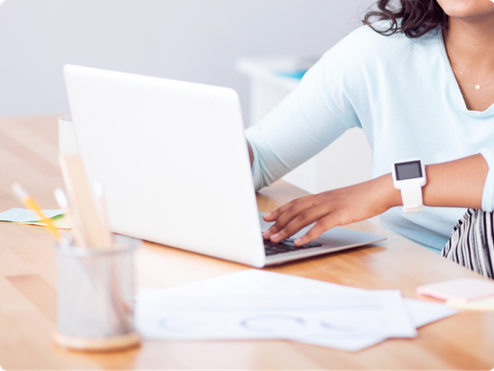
[245,0,494,277]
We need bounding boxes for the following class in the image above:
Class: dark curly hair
[363,0,449,38]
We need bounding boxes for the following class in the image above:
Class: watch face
[395,160,422,181]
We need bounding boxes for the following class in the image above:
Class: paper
[292,298,458,352]
[136,270,457,351]
[404,298,458,327]
[0,208,64,222]
[137,291,416,341]
[0,208,78,229]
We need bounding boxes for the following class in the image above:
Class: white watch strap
[401,183,424,214]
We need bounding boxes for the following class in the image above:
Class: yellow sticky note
[447,295,494,311]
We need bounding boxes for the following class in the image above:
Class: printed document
[136,270,457,351]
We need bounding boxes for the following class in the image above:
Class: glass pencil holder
[53,235,142,352]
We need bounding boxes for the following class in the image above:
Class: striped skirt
[442,209,494,279]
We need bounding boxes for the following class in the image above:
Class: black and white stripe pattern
[442,209,494,279]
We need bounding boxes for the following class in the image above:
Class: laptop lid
[64,65,266,267]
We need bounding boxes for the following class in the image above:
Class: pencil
[11,182,62,241]
[59,155,110,248]
[93,182,113,247]
[54,188,86,247]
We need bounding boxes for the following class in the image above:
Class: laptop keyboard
[263,237,322,256]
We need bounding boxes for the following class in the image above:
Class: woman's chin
[438,0,494,20]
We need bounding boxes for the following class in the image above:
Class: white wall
[0,0,375,122]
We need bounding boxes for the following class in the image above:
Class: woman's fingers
[268,205,332,243]
[263,194,319,221]
[294,215,339,246]
[263,198,305,222]
[262,197,320,239]
[262,210,279,222]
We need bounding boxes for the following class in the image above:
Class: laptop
[63,65,386,268]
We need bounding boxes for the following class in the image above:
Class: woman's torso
[246,21,494,252]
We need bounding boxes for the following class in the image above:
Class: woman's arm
[262,154,489,246]
[244,50,356,192]
[247,140,254,168]
[423,154,487,208]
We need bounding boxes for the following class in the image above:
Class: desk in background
[0,115,493,370]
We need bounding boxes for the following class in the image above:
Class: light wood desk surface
[0,115,493,370]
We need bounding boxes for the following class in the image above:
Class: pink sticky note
[416,278,494,303]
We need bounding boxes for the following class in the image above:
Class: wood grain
[6,274,57,323]
[0,115,493,370]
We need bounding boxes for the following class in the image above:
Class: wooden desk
[0,115,493,370]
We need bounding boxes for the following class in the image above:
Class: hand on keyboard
[261,174,400,247]
[263,237,322,256]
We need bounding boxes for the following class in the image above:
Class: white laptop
[64,65,386,268]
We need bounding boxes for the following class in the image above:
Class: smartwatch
[392,159,427,214]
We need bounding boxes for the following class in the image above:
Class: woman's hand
[262,174,402,246]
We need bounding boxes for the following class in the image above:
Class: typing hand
[262,174,401,246]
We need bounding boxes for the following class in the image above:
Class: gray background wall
[0,0,375,121]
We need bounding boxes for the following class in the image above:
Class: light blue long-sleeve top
[245,22,494,253]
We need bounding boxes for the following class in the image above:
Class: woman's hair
[363,0,449,38]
